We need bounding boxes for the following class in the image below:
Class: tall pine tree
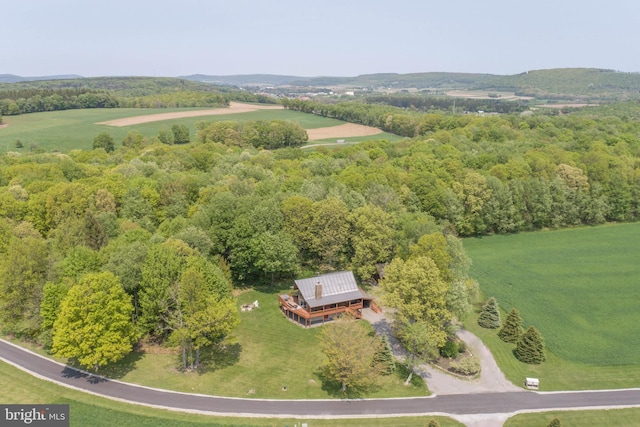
[514,326,546,364]
[373,335,396,375]
[498,308,523,343]
[477,297,501,329]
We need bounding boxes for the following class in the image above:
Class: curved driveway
[1,339,639,420]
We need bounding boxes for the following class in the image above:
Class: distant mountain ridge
[182,68,640,100]
[0,74,83,83]
[3,68,640,100]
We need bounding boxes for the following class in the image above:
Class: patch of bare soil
[0,124,8,129]
[306,123,383,141]
[96,102,284,127]
[537,103,598,108]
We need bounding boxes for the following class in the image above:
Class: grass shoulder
[504,408,640,426]
[0,360,461,427]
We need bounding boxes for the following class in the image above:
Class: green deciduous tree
[381,256,450,346]
[0,236,49,337]
[396,320,438,384]
[498,308,524,343]
[171,124,190,145]
[477,297,501,329]
[309,197,350,267]
[320,313,380,394]
[52,272,136,370]
[93,132,115,152]
[514,326,546,364]
[348,204,395,280]
[168,266,239,370]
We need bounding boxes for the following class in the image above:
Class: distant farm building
[278,271,380,327]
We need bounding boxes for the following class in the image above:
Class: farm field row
[464,222,640,389]
[0,105,399,153]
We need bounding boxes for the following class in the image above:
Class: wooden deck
[278,294,364,327]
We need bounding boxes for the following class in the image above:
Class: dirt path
[96,102,284,127]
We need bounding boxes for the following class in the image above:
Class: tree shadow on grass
[60,352,142,384]
[314,366,380,399]
[194,342,242,374]
[64,351,144,380]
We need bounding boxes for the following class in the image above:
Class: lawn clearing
[463,222,640,390]
[0,361,460,427]
[94,287,427,400]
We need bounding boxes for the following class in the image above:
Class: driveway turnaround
[1,339,640,419]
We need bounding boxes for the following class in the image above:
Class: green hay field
[464,223,640,367]
[0,108,399,153]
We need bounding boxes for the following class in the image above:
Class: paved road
[1,339,639,421]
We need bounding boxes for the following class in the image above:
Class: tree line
[364,94,529,114]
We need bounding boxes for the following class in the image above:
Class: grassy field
[17,286,426,400]
[463,222,640,389]
[0,361,463,427]
[504,408,640,426]
[0,108,399,153]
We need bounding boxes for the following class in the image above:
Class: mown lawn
[80,286,426,400]
[0,361,462,427]
[0,107,389,153]
[504,408,640,426]
[463,222,640,389]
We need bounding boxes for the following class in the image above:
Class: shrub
[477,297,501,329]
[426,420,440,427]
[457,341,467,354]
[439,340,458,358]
[449,355,480,376]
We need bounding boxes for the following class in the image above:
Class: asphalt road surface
[1,339,639,419]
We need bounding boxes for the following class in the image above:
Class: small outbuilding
[278,271,380,327]
[525,377,539,389]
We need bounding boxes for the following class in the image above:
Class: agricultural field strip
[95,102,383,140]
[95,102,284,126]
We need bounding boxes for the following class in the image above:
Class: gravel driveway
[362,309,522,395]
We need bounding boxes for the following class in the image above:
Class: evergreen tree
[548,417,561,427]
[514,326,546,364]
[477,297,501,329]
[498,308,524,343]
[373,335,396,375]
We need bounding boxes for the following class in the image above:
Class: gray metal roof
[294,271,365,308]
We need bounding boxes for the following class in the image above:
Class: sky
[3,0,640,78]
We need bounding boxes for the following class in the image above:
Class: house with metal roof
[278,271,380,327]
